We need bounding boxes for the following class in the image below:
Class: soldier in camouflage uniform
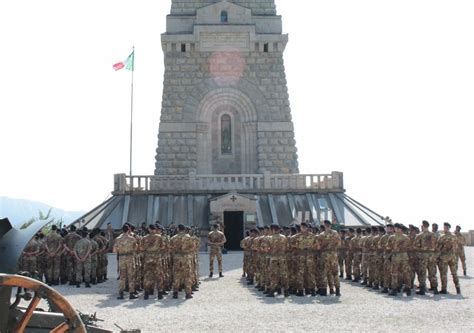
[344,228,355,281]
[21,236,41,274]
[114,225,138,300]
[407,225,419,288]
[170,224,195,299]
[350,228,362,282]
[265,225,290,297]
[208,224,226,278]
[318,220,342,296]
[414,220,438,295]
[74,228,92,288]
[44,225,64,285]
[337,229,347,278]
[437,222,461,294]
[360,227,371,286]
[246,229,259,285]
[141,225,166,300]
[240,231,251,278]
[454,225,467,276]
[294,222,318,296]
[367,226,380,289]
[89,232,99,284]
[63,225,81,285]
[379,224,394,293]
[387,223,412,296]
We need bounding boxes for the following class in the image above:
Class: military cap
[356,228,362,234]
[340,229,347,233]
[264,226,270,230]
[301,222,309,227]
[81,226,88,232]
[386,224,394,228]
[409,224,416,230]
[178,224,186,231]
[444,222,451,229]
[393,223,402,229]
[323,220,332,226]
[212,224,219,229]
[258,227,264,231]
[432,223,438,227]
[455,225,461,230]
[313,227,320,233]
[270,224,280,231]
[365,227,372,233]
[422,220,430,228]
[414,226,420,233]
[371,226,378,232]
[378,226,385,232]
[348,228,355,232]
[149,225,156,230]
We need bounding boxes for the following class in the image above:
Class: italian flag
[113,51,134,71]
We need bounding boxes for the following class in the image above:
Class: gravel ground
[51,248,473,332]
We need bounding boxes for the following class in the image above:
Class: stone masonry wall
[155,47,299,175]
[171,0,277,15]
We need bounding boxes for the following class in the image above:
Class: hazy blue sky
[1,1,473,230]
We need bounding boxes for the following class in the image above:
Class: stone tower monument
[74,1,384,249]
[155,0,299,176]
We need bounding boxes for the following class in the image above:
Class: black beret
[270,224,280,231]
[456,225,461,230]
[323,220,332,226]
[422,220,430,228]
[378,226,385,232]
[340,229,347,233]
[365,227,372,233]
[149,225,156,230]
[300,222,309,227]
[386,224,394,228]
[356,228,362,234]
[348,228,355,232]
[444,222,451,229]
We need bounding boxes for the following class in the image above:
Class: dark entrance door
[223,211,244,251]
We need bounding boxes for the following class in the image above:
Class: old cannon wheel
[0,273,86,333]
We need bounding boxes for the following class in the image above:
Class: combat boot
[433,287,439,295]
[372,283,380,290]
[185,293,193,299]
[352,277,360,283]
[266,290,275,297]
[209,272,213,278]
[416,287,426,295]
[296,290,304,297]
[405,288,412,296]
[329,288,335,295]
[290,288,297,295]
[388,290,398,297]
[381,287,389,294]
[247,279,254,285]
[157,292,164,300]
[92,278,97,285]
[339,272,343,278]
[144,291,149,300]
[219,272,224,278]
[439,289,447,294]
[311,289,317,297]
[345,275,352,281]
[129,293,138,300]
[85,283,91,288]
[172,291,178,299]
[463,270,466,276]
[76,282,81,288]
[277,289,282,295]
[456,287,461,295]
[335,288,341,297]
[69,280,76,286]
[284,290,290,298]
[259,286,265,292]
[117,291,124,300]
[361,278,367,286]
[320,288,328,297]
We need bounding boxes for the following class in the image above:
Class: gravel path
[53,248,474,332]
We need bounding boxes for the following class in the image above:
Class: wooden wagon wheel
[0,273,86,333]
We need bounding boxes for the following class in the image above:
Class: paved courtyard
[54,248,473,332]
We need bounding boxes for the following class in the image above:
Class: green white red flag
[113,51,134,71]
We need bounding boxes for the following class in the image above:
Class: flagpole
[129,46,135,180]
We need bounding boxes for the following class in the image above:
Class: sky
[1,0,473,230]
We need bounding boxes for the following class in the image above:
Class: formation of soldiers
[241,220,467,298]
[20,225,109,287]
[113,222,201,300]
[241,220,342,297]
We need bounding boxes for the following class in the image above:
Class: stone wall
[171,0,277,15]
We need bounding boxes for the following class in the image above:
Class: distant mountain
[0,196,85,227]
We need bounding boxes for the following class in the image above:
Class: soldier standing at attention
[114,225,138,300]
[265,225,290,297]
[74,228,92,288]
[63,226,81,286]
[207,223,227,278]
[454,225,467,276]
[44,225,64,286]
[387,223,412,297]
[379,224,394,294]
[21,236,41,274]
[350,228,362,282]
[240,231,251,278]
[338,229,347,279]
[318,220,342,296]
[344,228,355,281]
[437,222,461,294]
[414,220,438,295]
[141,225,166,300]
[170,224,195,299]
[89,231,99,284]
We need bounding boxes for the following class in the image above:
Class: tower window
[263,43,269,53]
[221,114,232,154]
[221,10,228,23]
[181,44,186,52]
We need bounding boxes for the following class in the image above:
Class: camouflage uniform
[208,229,226,274]
[437,231,460,292]
[142,232,166,297]
[337,233,347,278]
[21,238,40,273]
[114,233,138,294]
[378,232,392,290]
[360,233,370,284]
[407,233,419,287]
[344,233,355,279]
[294,232,317,294]
[170,232,195,296]
[387,232,412,294]
[89,236,99,283]
[267,232,289,293]
[63,231,81,283]
[367,232,380,287]
[240,235,251,277]
[319,229,342,293]
[455,231,466,274]
[44,231,64,284]
[349,233,362,281]
[414,229,438,291]
[287,234,298,291]
[74,237,92,284]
